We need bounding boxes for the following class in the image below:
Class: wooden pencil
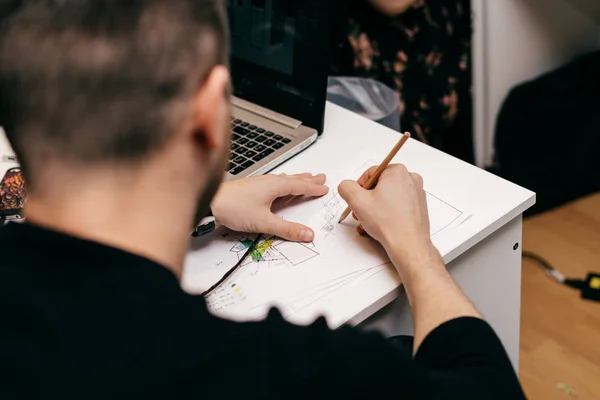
[338,131,411,224]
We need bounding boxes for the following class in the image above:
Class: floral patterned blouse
[330,0,474,163]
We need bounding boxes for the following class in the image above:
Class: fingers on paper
[277,172,326,181]
[277,175,329,197]
[267,216,314,242]
[288,173,327,186]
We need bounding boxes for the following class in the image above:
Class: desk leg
[358,215,524,372]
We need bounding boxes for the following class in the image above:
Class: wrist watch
[192,208,216,237]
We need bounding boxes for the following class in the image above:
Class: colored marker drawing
[232,237,276,262]
[230,234,319,274]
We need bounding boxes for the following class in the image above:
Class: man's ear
[192,65,231,150]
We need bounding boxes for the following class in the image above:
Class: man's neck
[24,169,198,279]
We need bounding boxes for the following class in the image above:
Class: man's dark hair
[0,0,228,187]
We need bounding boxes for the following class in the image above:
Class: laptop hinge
[232,96,302,129]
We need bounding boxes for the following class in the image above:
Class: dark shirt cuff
[414,317,526,398]
[415,317,510,368]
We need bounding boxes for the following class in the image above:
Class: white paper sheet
[182,158,468,322]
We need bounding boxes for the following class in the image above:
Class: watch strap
[192,208,216,237]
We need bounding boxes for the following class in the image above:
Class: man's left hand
[210,173,329,242]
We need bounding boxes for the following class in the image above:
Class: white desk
[263,103,533,371]
[1,103,535,371]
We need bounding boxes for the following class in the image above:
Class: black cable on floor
[523,251,600,302]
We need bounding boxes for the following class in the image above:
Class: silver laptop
[224,1,332,181]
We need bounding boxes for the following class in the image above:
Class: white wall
[472,0,600,168]
[0,127,13,156]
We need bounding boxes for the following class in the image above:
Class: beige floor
[520,193,600,399]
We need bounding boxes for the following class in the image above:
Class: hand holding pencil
[337,132,432,246]
[338,132,411,235]
[283,132,410,209]
[337,160,430,246]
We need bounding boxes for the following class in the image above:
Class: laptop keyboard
[227,118,292,176]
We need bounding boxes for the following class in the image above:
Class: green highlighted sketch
[229,234,318,270]
[240,237,274,261]
[231,237,275,261]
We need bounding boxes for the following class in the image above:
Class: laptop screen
[226,0,332,133]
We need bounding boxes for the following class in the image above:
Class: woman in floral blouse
[331,0,474,163]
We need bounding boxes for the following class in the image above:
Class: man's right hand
[340,164,484,353]
[338,164,439,276]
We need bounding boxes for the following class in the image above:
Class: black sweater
[0,222,525,399]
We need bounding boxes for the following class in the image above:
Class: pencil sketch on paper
[316,189,343,237]
[185,157,469,320]
[205,282,248,313]
[425,192,463,236]
[251,263,391,320]
[199,232,322,314]
[228,233,320,276]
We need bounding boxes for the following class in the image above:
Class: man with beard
[0,1,525,399]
